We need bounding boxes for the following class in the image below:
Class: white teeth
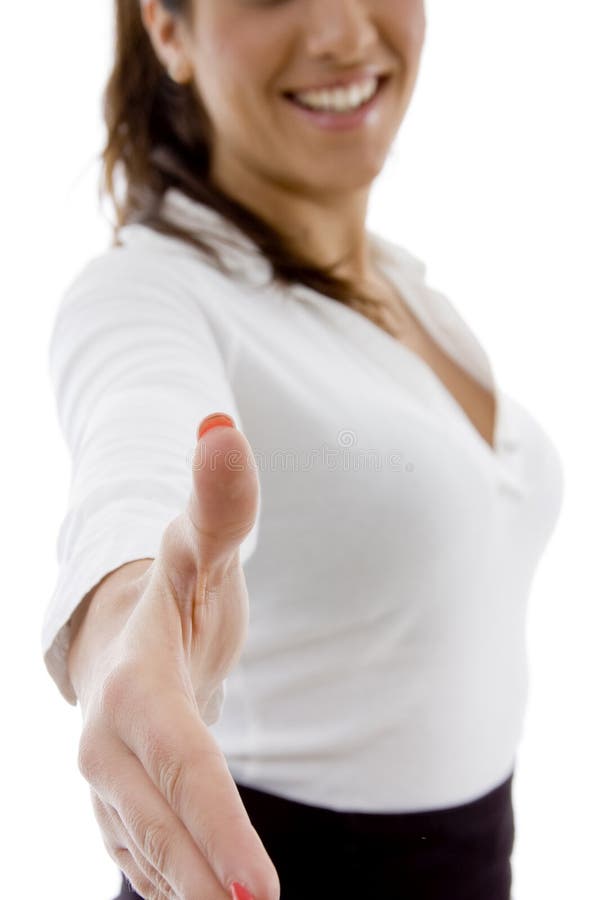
[292,76,379,113]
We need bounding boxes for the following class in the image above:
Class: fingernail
[230,883,255,900]
[197,413,236,440]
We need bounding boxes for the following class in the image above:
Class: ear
[139,0,193,83]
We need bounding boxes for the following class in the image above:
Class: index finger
[115,678,279,900]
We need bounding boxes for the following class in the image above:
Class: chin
[266,146,388,197]
[317,152,390,188]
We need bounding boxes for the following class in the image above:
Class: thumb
[185,412,260,572]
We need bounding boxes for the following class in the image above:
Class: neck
[210,154,377,283]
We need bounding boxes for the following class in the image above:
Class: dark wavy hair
[99,0,390,325]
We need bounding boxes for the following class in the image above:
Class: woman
[42,1,565,898]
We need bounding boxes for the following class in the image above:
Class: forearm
[67,558,155,704]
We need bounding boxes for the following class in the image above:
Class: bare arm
[67,558,155,705]
[66,422,277,900]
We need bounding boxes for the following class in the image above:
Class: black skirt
[114,771,515,900]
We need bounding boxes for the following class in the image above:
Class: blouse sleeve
[41,244,259,720]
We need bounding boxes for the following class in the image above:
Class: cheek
[203,32,278,120]
[383,0,426,55]
[196,7,292,109]
[402,0,427,49]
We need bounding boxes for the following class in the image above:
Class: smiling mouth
[282,75,390,112]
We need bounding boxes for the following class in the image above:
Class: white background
[1,0,597,897]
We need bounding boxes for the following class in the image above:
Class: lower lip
[282,77,390,132]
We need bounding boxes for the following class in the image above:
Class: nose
[303,0,378,62]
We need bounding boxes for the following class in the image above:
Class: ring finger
[92,791,175,898]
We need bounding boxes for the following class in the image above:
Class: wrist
[67,559,154,704]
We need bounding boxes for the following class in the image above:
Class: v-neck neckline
[155,188,523,490]
[288,230,522,476]
[370,232,502,459]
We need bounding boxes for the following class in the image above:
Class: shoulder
[61,229,200,303]
[56,225,243,326]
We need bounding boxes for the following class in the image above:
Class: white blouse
[42,187,565,812]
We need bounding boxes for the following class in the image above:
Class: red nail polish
[230,882,255,900]
[197,413,236,440]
